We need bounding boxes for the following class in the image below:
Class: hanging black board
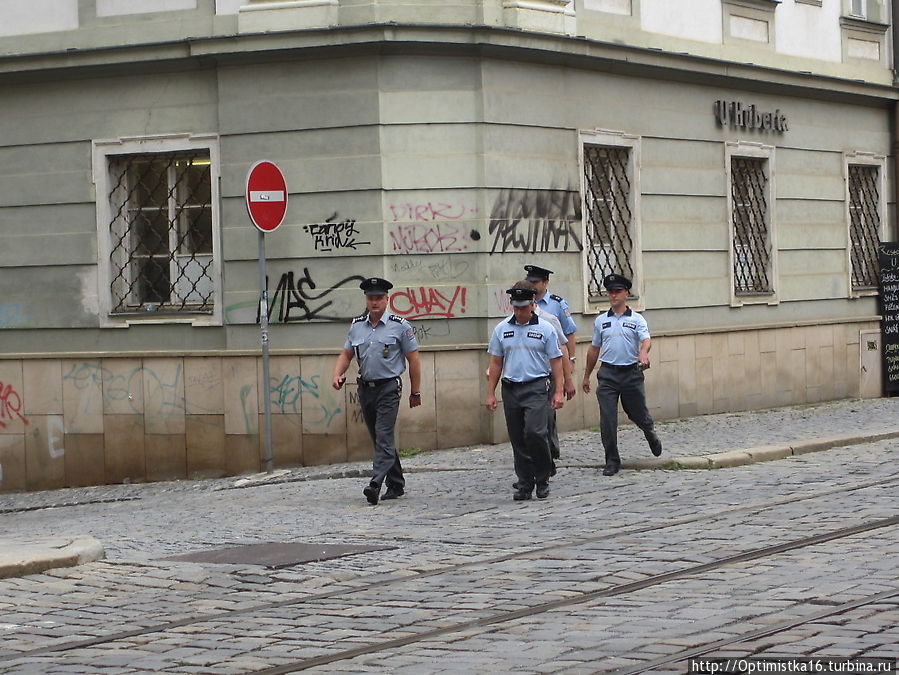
[879,242,899,395]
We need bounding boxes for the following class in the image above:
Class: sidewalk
[2,396,898,580]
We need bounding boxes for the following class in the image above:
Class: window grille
[848,164,880,290]
[583,145,634,300]
[107,151,214,314]
[731,156,772,295]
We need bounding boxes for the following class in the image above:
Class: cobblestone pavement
[0,398,897,674]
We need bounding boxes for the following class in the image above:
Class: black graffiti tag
[259,268,366,323]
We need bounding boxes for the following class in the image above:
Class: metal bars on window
[583,144,634,300]
[848,164,880,290]
[107,151,214,314]
[731,156,772,296]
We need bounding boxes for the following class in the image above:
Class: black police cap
[523,265,553,281]
[603,273,632,291]
[506,286,537,306]
[360,277,393,295]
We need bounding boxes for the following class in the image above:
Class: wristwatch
[569,357,577,362]
[410,392,422,398]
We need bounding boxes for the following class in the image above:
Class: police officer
[581,273,662,476]
[331,277,422,505]
[486,285,564,501]
[524,265,577,460]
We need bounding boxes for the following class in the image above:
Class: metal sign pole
[258,230,274,473]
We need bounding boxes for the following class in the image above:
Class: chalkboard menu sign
[880,242,899,395]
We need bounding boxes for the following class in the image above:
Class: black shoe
[602,463,620,476]
[363,484,380,505]
[550,448,560,459]
[512,481,521,490]
[382,486,404,500]
[535,483,550,499]
[648,435,663,457]
[513,488,532,501]
[549,460,557,477]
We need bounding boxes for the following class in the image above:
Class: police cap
[507,286,537,307]
[523,264,553,281]
[360,277,393,295]
[603,273,632,291]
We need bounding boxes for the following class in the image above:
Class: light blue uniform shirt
[345,313,419,380]
[488,313,563,382]
[591,308,650,366]
[536,292,577,336]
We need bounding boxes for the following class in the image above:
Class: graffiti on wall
[259,268,367,323]
[0,303,28,328]
[0,382,29,429]
[303,213,371,252]
[389,286,467,320]
[488,188,582,255]
[390,256,470,281]
[386,200,480,254]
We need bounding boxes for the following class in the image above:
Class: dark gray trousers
[596,365,655,465]
[502,378,553,489]
[547,376,560,459]
[359,378,404,489]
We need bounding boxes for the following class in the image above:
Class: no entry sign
[246,160,288,232]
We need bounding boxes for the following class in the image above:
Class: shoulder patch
[388,314,406,323]
[550,294,563,302]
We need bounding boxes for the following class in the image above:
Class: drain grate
[163,542,394,568]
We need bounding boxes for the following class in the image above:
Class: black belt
[501,377,548,386]
[357,377,397,388]
[601,362,638,371]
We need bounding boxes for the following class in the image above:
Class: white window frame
[849,0,867,18]
[844,151,886,298]
[579,128,643,314]
[92,133,223,327]
[725,141,778,307]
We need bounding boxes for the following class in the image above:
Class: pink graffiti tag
[0,382,29,428]
[387,222,471,254]
[389,286,467,320]
[388,202,475,222]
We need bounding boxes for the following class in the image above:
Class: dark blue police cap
[360,277,393,295]
[603,273,632,291]
[507,286,537,307]
[524,265,553,281]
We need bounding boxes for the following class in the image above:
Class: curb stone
[0,536,105,579]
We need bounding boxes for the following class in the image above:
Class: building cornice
[0,22,895,104]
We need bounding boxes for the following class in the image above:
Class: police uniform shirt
[591,308,650,366]
[488,314,563,382]
[534,307,567,348]
[345,313,419,380]
[537,293,577,336]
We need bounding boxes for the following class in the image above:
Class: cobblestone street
[1,398,898,674]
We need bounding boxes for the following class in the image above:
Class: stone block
[23,359,62,415]
[104,414,146,484]
[145,435,187,482]
[184,357,224,415]
[64,434,105,487]
[0,434,26,492]
[186,415,226,479]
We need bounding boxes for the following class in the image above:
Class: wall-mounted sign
[879,242,899,396]
[714,100,788,132]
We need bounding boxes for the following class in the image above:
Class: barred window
[848,164,880,290]
[583,144,635,301]
[731,156,772,296]
[107,151,214,314]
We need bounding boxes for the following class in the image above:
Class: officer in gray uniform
[524,265,577,460]
[582,273,662,476]
[486,285,564,501]
[332,277,422,505]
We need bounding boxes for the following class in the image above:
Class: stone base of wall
[0,322,880,493]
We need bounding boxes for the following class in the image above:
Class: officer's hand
[564,379,576,401]
[332,375,346,390]
[409,394,422,409]
[638,355,651,369]
[551,393,564,410]
[485,393,498,412]
[582,377,591,394]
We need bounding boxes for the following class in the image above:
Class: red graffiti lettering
[0,382,29,428]
[389,286,467,320]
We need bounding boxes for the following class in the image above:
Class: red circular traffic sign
[246,160,288,232]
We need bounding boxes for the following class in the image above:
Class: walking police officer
[524,265,577,460]
[331,277,422,505]
[582,273,662,476]
[486,285,564,501]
